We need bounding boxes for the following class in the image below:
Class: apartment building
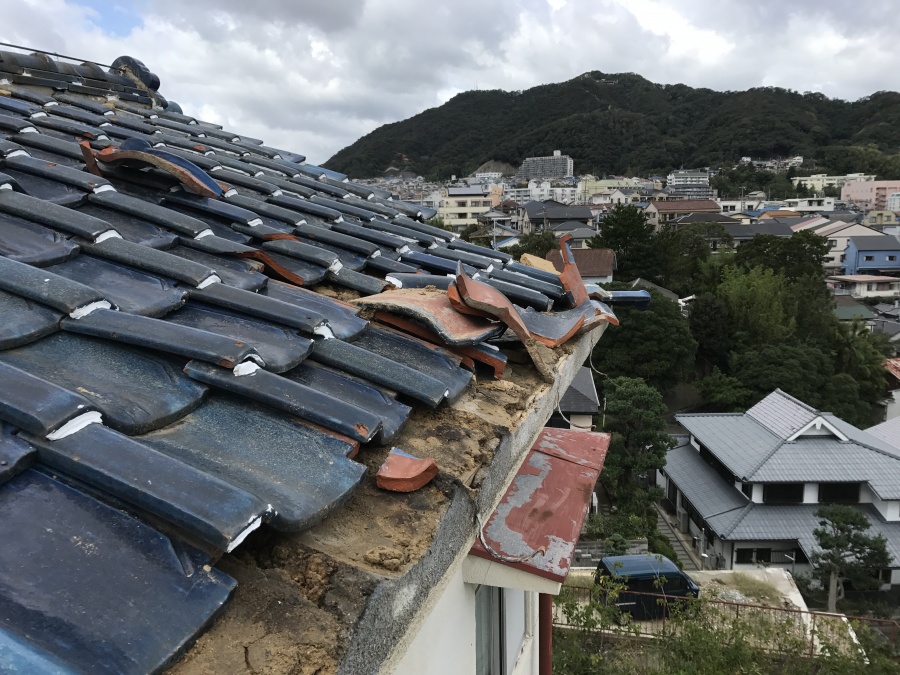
[437,185,502,232]
[842,181,900,210]
[515,150,574,181]
[792,173,875,192]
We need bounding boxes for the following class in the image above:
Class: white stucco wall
[393,564,538,675]
[860,484,900,522]
[802,483,818,504]
[885,390,900,421]
[394,564,477,675]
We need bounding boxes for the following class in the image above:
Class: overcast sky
[3,0,898,165]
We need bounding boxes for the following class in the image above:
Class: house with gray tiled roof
[658,390,900,586]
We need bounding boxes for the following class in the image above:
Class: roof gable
[745,389,819,439]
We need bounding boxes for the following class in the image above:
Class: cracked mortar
[167,339,568,675]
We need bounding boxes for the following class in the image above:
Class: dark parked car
[594,554,700,620]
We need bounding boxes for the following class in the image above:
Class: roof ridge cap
[744,440,787,479]
[722,502,755,537]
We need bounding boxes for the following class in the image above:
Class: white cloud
[1,0,899,167]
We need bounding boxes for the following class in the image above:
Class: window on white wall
[475,585,503,675]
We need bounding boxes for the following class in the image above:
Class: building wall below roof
[355,328,606,674]
[393,563,539,675]
[861,483,900,521]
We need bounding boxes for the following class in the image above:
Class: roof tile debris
[0,49,623,672]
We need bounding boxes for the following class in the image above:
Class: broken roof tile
[376,448,439,493]
[352,288,504,346]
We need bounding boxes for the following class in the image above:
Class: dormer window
[818,483,861,504]
[763,483,804,504]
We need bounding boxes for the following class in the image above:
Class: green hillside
[323,72,900,181]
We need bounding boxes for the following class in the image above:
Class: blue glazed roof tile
[0,48,616,672]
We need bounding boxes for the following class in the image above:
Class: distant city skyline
[5,0,899,164]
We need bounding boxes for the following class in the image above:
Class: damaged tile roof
[0,49,624,673]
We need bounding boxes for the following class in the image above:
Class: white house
[658,390,900,586]
[813,222,886,270]
[827,275,900,299]
[783,196,835,213]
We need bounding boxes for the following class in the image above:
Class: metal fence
[554,587,900,659]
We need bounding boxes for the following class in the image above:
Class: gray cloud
[3,0,899,165]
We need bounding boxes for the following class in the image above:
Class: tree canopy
[504,231,558,260]
[324,72,900,180]
[590,288,697,393]
[588,205,660,281]
[813,505,891,613]
[689,230,888,425]
[600,377,673,529]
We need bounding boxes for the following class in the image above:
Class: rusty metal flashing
[467,427,610,584]
[340,326,606,675]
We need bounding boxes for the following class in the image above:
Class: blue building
[843,235,900,275]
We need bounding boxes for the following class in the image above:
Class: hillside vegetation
[323,72,900,180]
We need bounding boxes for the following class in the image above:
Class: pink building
[841,180,900,210]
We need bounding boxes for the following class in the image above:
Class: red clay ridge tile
[557,234,589,307]
[376,448,439,493]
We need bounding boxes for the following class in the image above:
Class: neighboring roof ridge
[744,439,787,479]
[746,389,819,439]
[676,412,744,418]
[721,502,755,538]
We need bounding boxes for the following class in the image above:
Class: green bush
[647,529,682,569]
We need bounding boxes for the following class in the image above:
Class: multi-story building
[813,222,886,270]
[783,196,835,213]
[503,180,576,204]
[842,235,900,275]
[644,199,720,229]
[436,185,502,232]
[792,173,875,192]
[842,180,900,210]
[887,192,900,212]
[666,170,716,199]
[519,200,593,234]
[474,171,502,182]
[515,150,574,181]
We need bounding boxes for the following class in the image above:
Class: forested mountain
[323,72,900,180]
